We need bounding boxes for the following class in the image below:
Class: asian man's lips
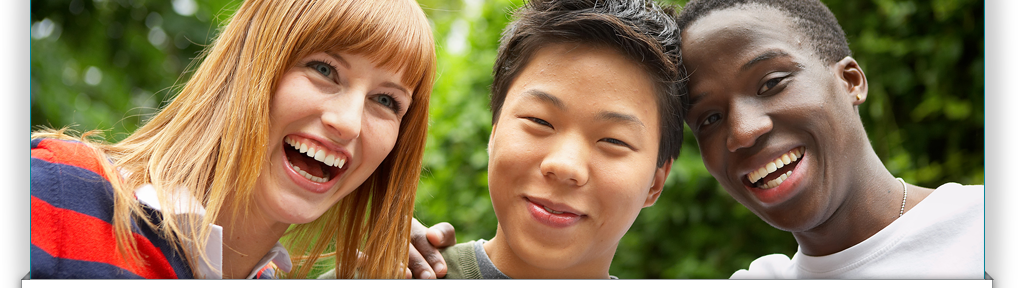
[525,196,585,228]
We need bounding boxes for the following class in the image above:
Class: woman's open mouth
[283,135,346,186]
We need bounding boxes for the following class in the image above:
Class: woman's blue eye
[376,94,393,107]
[310,62,332,77]
[374,93,401,113]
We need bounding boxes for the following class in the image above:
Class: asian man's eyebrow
[523,89,566,110]
[595,111,645,130]
[521,90,642,128]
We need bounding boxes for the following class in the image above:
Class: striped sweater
[30,138,279,279]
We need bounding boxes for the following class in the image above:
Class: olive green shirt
[440,240,489,279]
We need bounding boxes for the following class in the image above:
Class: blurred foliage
[31,0,983,279]
[30,0,238,139]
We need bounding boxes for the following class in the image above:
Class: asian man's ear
[835,56,869,106]
[487,123,497,156]
[643,159,673,207]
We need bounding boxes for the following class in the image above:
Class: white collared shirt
[134,184,293,279]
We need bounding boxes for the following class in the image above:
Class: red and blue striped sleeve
[30,138,191,279]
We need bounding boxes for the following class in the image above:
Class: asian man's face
[487,42,670,271]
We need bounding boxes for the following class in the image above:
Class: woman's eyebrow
[382,82,411,97]
[326,52,352,69]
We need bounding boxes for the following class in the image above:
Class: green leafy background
[31,0,983,278]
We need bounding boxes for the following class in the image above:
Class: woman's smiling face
[681,5,869,232]
[254,51,412,225]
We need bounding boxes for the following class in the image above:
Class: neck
[791,147,910,256]
[215,205,290,279]
[483,228,614,279]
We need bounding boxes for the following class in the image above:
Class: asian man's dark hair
[490,0,686,167]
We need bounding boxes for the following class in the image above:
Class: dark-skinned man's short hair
[491,0,686,167]
[676,0,852,65]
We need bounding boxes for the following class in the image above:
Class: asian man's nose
[539,136,590,187]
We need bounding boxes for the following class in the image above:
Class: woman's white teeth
[290,161,330,183]
[748,147,805,184]
[285,136,347,169]
[313,149,326,162]
[543,206,564,214]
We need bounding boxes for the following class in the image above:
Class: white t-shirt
[731,183,984,279]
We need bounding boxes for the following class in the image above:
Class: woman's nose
[321,95,365,141]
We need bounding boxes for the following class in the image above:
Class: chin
[520,250,580,272]
[511,232,587,270]
[754,206,824,233]
[286,209,326,224]
[263,192,331,225]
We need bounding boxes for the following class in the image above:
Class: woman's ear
[836,56,869,105]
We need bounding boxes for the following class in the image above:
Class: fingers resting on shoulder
[407,218,457,279]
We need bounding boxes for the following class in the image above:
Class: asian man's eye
[600,138,632,149]
[526,117,553,129]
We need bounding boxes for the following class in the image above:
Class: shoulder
[32,138,117,223]
[927,183,983,212]
[31,138,191,279]
[31,138,117,224]
[932,183,983,197]
[439,241,481,279]
[31,138,112,180]
[440,241,478,258]
[730,253,793,279]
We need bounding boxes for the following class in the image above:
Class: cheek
[268,97,313,138]
[271,74,316,118]
[487,127,543,208]
[696,138,725,175]
[591,169,652,241]
[489,125,538,173]
[362,117,402,164]
[593,159,653,207]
